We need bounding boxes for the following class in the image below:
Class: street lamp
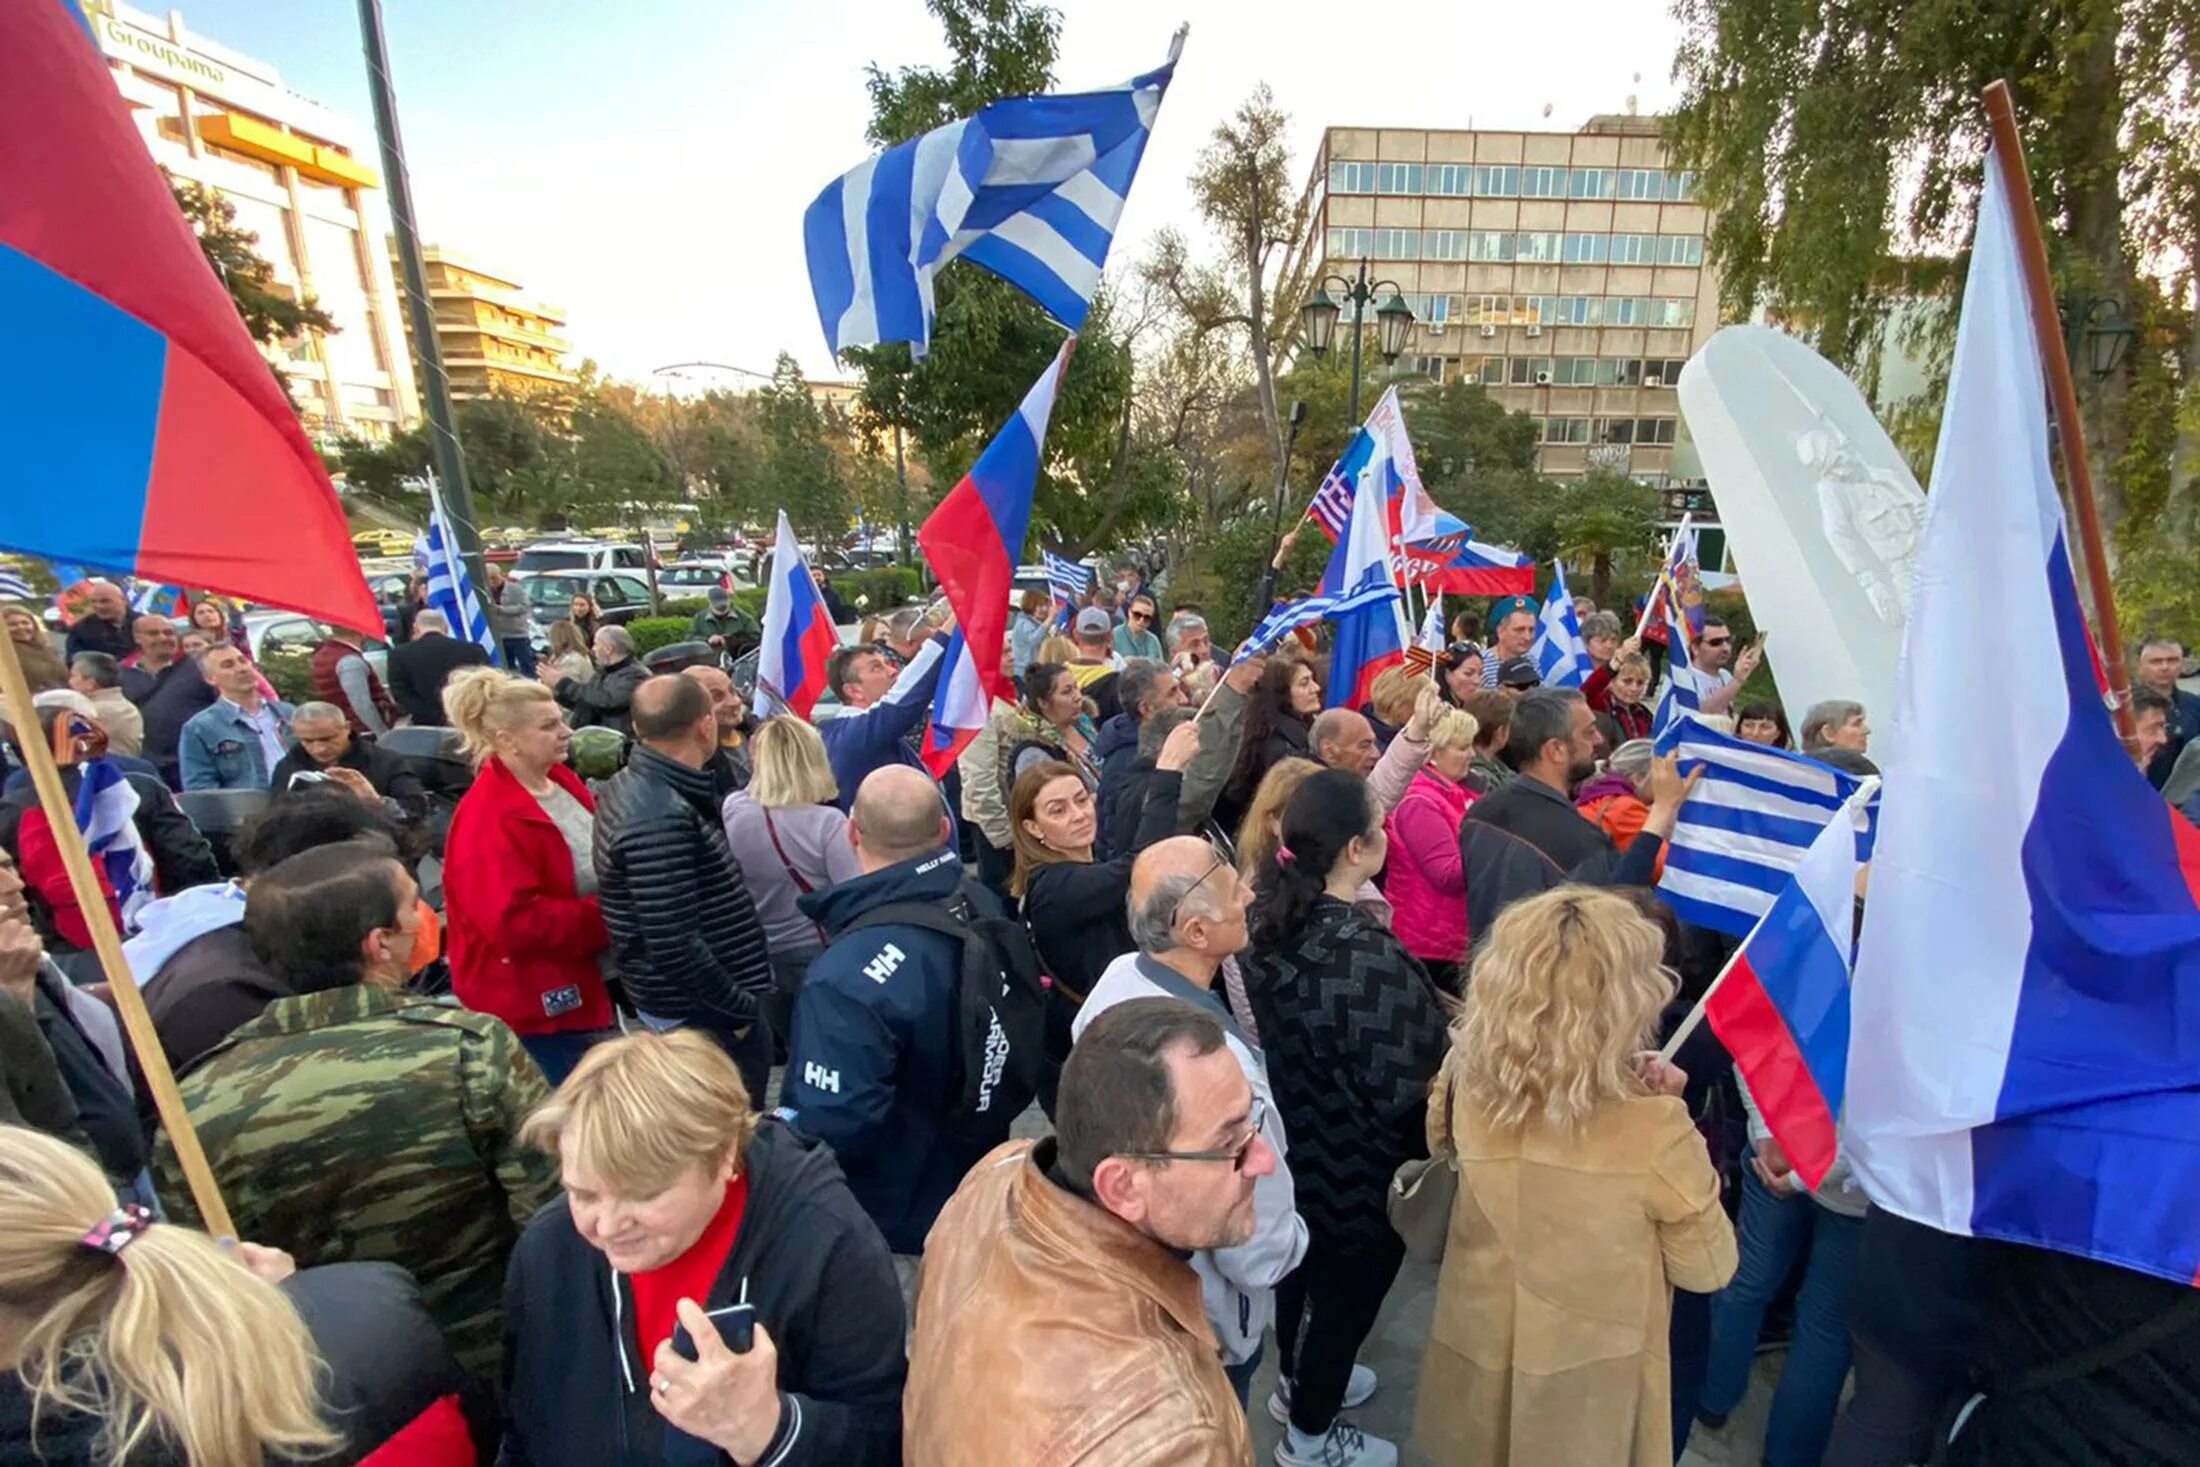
[1299,257,1416,421]
[2058,298,2137,382]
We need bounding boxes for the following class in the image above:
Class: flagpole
[1632,513,1692,643]
[1980,81,2137,750]
[0,634,232,1235]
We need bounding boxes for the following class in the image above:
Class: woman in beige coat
[1415,886,1736,1466]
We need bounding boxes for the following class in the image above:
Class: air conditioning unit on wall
[1478,324,1497,338]
[1534,371,1553,386]
[1525,324,1544,338]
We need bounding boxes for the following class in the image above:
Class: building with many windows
[1300,112,1719,483]
[90,0,419,440]
[403,247,577,403]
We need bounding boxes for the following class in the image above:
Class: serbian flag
[915,342,1069,775]
[1707,782,1873,1189]
[1847,148,2200,1286]
[756,511,837,720]
[1412,512,1535,596]
[1317,446,1408,711]
[0,3,377,633]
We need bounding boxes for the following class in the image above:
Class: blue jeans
[519,1028,616,1086]
[1223,1341,1264,1410]
[1701,1151,1864,1466]
[501,636,537,677]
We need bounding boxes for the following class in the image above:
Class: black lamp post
[1299,257,1416,421]
[2058,297,2138,382]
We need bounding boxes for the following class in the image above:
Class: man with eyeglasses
[1662,611,1761,716]
[1112,591,1166,662]
[1071,837,1309,1410]
[906,997,1269,1466]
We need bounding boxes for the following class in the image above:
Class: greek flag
[1530,561,1590,688]
[74,757,156,931]
[0,565,31,600]
[804,31,1183,359]
[1044,551,1092,630]
[128,580,181,616]
[1232,580,1403,666]
[1653,715,1878,937]
[413,478,497,662]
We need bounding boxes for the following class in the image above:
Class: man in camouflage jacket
[152,841,556,1378]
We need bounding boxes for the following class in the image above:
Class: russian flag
[1317,446,1408,711]
[0,2,378,634]
[915,341,1069,775]
[1847,146,2200,1287]
[1411,512,1536,596]
[1707,783,1873,1189]
[756,511,838,720]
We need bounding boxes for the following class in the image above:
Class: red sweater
[442,757,613,1036]
[630,1175,749,1363]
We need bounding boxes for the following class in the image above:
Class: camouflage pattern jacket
[152,983,556,1377]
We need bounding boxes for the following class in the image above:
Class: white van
[511,540,650,581]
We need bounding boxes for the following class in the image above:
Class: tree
[330,427,429,505]
[1546,470,1661,604]
[453,394,561,512]
[1143,85,1316,482]
[755,355,852,543]
[171,178,337,347]
[569,391,676,514]
[1667,0,2199,545]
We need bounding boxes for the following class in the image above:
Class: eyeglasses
[1129,611,1151,623]
[1165,851,1232,929]
[1116,1096,1267,1172]
[1700,636,1732,648]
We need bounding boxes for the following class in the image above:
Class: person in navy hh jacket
[816,632,949,812]
[778,766,1010,1256]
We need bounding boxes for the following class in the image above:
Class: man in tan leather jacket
[905,998,1270,1465]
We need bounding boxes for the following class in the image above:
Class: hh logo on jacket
[862,943,906,985]
[803,1061,841,1094]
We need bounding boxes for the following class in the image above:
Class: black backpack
[842,879,1045,1138]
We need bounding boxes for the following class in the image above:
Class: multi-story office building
[90,0,419,440]
[405,247,577,403]
[1301,112,1719,483]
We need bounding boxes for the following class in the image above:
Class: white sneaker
[1265,1365,1379,1425]
[1273,1420,1398,1467]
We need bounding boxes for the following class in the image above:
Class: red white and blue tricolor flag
[1848,148,2200,1286]
[756,511,839,721]
[1316,445,1409,711]
[1707,781,1873,1189]
[915,342,1070,775]
[1412,515,1536,597]
[0,1,378,633]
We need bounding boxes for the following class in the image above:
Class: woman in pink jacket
[1383,705,1480,994]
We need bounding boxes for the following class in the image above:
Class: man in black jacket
[503,1031,904,1467]
[1460,687,1689,941]
[1092,657,1181,856]
[384,608,490,726]
[594,674,772,1098]
[118,614,215,787]
[555,625,648,737]
[267,704,427,821]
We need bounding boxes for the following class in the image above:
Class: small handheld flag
[0,565,31,601]
[756,511,839,721]
[75,757,156,932]
[1232,580,1405,667]
[1529,562,1591,689]
[805,34,1182,359]
[1043,550,1092,630]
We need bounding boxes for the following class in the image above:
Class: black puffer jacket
[593,745,770,1028]
[556,656,647,736]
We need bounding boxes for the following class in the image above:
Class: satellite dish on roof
[1541,103,1553,118]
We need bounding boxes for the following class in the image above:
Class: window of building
[1327,226,1378,257]
[1376,162,1423,194]
[1461,355,1504,384]
[1649,297,1697,328]
[1424,230,1466,261]
[1473,164,1520,197]
[1561,233,1608,264]
[1669,170,1698,201]
[1328,161,1377,194]
[1640,417,1679,444]
[1510,356,1556,385]
[1642,358,1687,386]
[1515,231,1562,263]
[1425,163,1473,196]
[1405,294,1454,325]
[1407,355,1449,382]
[1613,168,1663,201]
[1544,417,1593,444]
[1550,356,1598,386]
[1569,168,1615,199]
[1468,230,1515,263]
[1520,165,1567,198]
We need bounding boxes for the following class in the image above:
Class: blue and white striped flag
[1232,580,1403,666]
[73,757,156,931]
[128,580,181,616]
[1653,715,1879,937]
[1530,561,1590,688]
[413,477,498,662]
[804,32,1183,359]
[1043,550,1092,629]
[0,565,32,601]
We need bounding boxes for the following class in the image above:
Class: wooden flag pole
[1980,80,2137,751]
[0,634,233,1235]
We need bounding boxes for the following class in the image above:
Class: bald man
[1069,834,1307,1408]
[592,673,773,1099]
[781,764,1019,1264]
[681,663,754,797]
[1310,680,1444,813]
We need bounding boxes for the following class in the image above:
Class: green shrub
[262,650,314,706]
[660,597,707,619]
[840,567,922,611]
[627,617,697,655]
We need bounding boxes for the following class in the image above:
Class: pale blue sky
[174,0,1685,382]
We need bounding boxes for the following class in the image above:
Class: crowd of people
[0,566,2191,1467]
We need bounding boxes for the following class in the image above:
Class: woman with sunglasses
[1070,833,1307,1410]
[1111,592,1165,661]
[1436,642,1485,708]
[1242,767,1450,1466]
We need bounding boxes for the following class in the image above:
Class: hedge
[262,650,314,706]
[627,617,699,656]
[838,567,922,611]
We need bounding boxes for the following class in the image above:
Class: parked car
[511,540,651,581]
[521,570,658,643]
[660,558,755,594]
[243,610,390,683]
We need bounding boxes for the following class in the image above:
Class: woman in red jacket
[441,667,613,1083]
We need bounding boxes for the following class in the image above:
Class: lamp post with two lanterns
[1298,258,1417,423]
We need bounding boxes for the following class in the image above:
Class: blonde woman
[1416,886,1736,1467]
[721,716,861,1047]
[0,1125,337,1467]
[1383,704,1480,992]
[501,1031,905,1467]
[1035,632,1078,667]
[544,618,594,686]
[441,667,613,1084]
